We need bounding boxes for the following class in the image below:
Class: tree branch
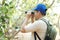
[48,0,55,9]
[2,0,6,5]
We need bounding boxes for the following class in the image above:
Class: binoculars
[25,11,34,14]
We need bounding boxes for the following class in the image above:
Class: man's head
[33,4,47,20]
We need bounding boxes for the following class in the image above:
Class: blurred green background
[0,0,60,40]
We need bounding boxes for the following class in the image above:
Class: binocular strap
[34,32,41,40]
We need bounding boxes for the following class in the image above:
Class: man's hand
[26,12,31,20]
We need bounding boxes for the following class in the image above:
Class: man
[21,4,47,40]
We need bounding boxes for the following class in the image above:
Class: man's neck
[39,15,44,19]
[35,16,43,20]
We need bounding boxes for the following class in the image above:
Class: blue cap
[34,4,47,15]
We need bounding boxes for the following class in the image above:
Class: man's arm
[21,13,31,33]
[21,20,42,33]
[21,18,29,33]
[21,19,47,33]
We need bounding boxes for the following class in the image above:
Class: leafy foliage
[0,0,16,40]
[0,0,60,40]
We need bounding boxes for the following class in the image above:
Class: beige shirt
[24,19,47,40]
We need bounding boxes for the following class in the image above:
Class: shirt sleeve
[24,20,47,32]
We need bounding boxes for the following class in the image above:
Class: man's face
[34,11,40,20]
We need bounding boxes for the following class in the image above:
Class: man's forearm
[21,18,29,28]
[21,18,29,33]
[21,13,31,33]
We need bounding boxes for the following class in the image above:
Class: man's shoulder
[34,19,47,26]
[35,19,47,30]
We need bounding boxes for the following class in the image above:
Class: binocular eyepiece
[25,11,34,14]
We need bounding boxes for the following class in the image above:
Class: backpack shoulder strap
[41,18,49,25]
[41,18,49,34]
[34,18,48,40]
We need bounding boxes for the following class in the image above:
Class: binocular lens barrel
[25,11,34,14]
[25,11,27,14]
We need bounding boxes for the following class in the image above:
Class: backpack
[34,18,57,40]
